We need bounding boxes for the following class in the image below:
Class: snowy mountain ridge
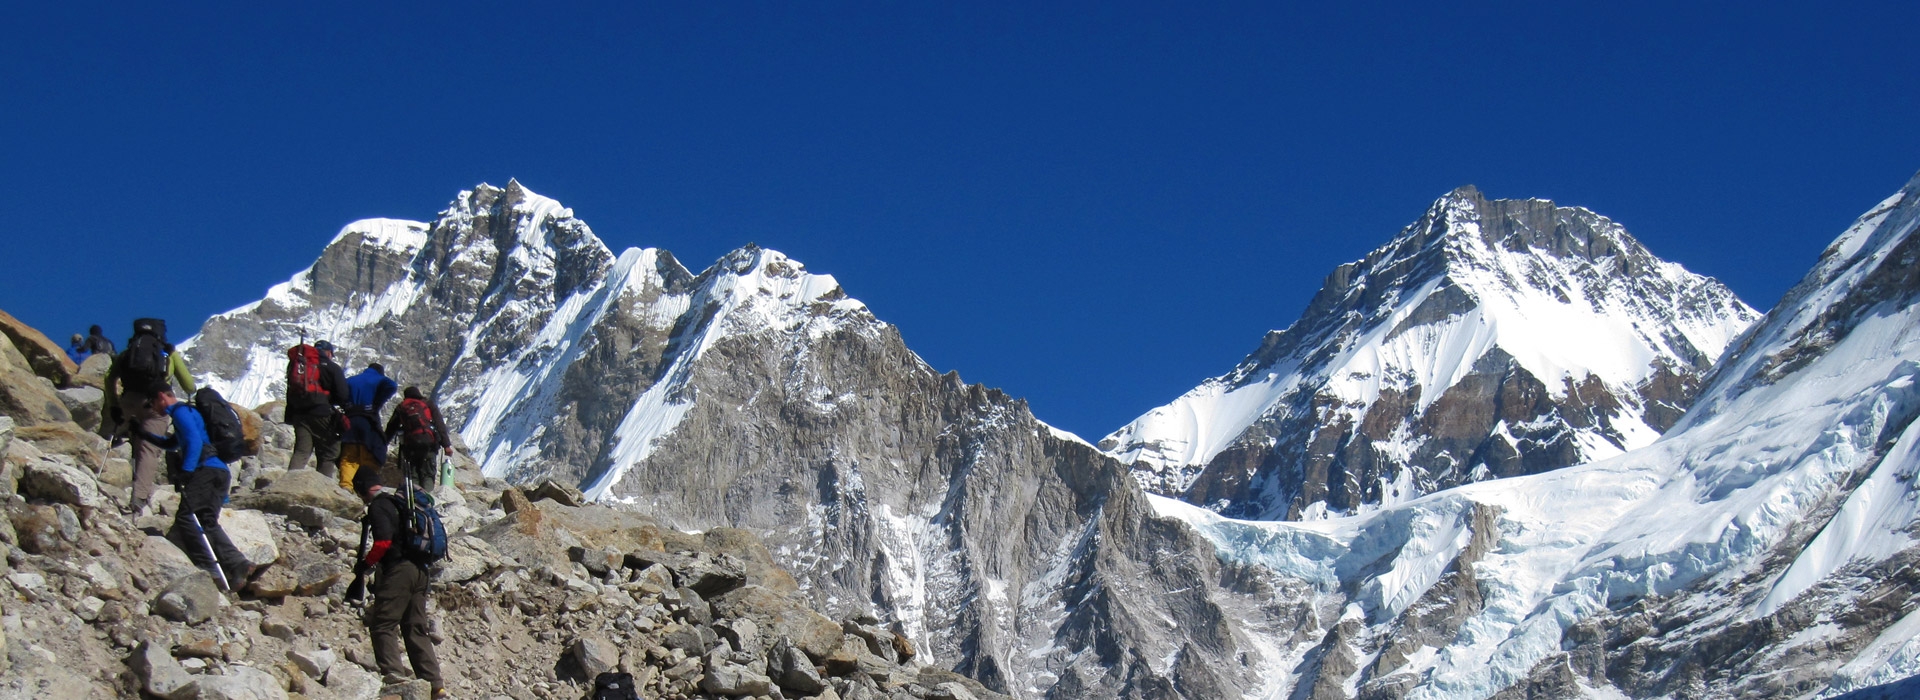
[1102,186,1760,520]
[1148,171,1920,698]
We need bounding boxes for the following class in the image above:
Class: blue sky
[4,2,1917,441]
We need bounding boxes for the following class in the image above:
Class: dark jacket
[360,490,403,567]
[84,331,114,356]
[342,412,388,464]
[384,398,452,450]
[346,369,399,415]
[143,402,227,472]
[288,356,350,419]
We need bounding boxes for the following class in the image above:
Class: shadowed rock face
[1104,187,1760,520]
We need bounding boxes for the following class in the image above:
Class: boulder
[711,584,798,621]
[15,422,108,472]
[705,527,802,594]
[132,641,199,700]
[700,653,775,696]
[55,386,103,431]
[232,468,362,519]
[528,479,585,507]
[19,455,106,509]
[72,353,112,390]
[287,645,336,680]
[0,309,76,386]
[9,503,77,554]
[437,535,505,583]
[498,486,531,514]
[319,663,382,700]
[192,665,289,700]
[155,572,223,625]
[0,416,12,460]
[0,332,71,426]
[570,635,620,678]
[625,550,747,597]
[769,637,827,695]
[220,509,280,566]
[141,535,204,585]
[252,401,285,424]
[676,586,713,625]
[772,609,845,662]
[930,682,981,700]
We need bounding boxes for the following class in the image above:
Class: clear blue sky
[4,2,1917,441]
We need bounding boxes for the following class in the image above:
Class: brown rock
[499,487,531,514]
[0,333,71,426]
[71,354,112,391]
[15,423,108,472]
[0,308,76,387]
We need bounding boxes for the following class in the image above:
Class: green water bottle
[440,458,455,488]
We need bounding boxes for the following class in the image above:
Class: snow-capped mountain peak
[1103,187,1759,520]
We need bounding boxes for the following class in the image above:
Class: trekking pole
[191,513,232,591]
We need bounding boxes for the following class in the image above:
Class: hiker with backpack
[384,386,452,488]
[286,340,350,476]
[140,385,254,589]
[85,324,116,356]
[104,318,196,516]
[348,468,447,697]
[338,362,398,491]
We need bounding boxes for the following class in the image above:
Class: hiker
[104,318,189,516]
[84,324,115,356]
[286,340,349,475]
[65,334,91,365]
[141,386,253,588]
[350,469,446,697]
[338,362,397,491]
[384,386,452,488]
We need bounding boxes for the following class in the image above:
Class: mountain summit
[1101,187,1760,519]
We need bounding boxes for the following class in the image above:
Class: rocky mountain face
[1102,187,1760,520]
[182,183,1274,699]
[1147,170,1920,699]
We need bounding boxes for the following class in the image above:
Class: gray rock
[19,456,105,509]
[929,682,979,700]
[378,678,434,700]
[770,637,827,695]
[700,652,774,696]
[231,468,362,519]
[319,662,382,699]
[528,479,585,507]
[663,623,719,653]
[676,586,713,625]
[715,617,761,655]
[772,609,844,662]
[0,416,14,457]
[284,504,331,529]
[131,641,199,700]
[288,645,335,680]
[570,635,619,679]
[55,386,103,431]
[142,535,204,584]
[192,665,288,700]
[155,573,223,625]
[220,509,279,567]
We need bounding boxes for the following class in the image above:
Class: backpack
[392,489,448,564]
[591,672,639,700]
[122,319,169,392]
[193,387,254,463]
[286,344,328,402]
[397,398,438,448]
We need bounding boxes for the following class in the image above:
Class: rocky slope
[1147,170,1920,698]
[0,311,1010,700]
[180,183,1272,699]
[1102,187,1760,520]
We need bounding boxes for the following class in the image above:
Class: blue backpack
[395,489,448,564]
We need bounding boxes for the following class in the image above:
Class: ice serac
[1150,170,1920,698]
[1103,186,1760,520]
[183,182,1271,699]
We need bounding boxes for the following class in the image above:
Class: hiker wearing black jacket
[384,386,452,488]
[349,469,444,696]
[287,340,351,475]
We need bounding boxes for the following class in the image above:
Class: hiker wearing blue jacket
[338,363,398,491]
[65,334,92,365]
[143,386,253,589]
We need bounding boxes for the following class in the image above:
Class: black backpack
[390,488,448,564]
[121,318,169,392]
[193,387,253,463]
[592,672,639,700]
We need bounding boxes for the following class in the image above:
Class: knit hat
[352,465,382,495]
[403,386,425,400]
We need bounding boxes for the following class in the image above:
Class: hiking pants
[166,466,248,586]
[396,446,437,489]
[366,559,442,691]
[288,413,341,475]
[338,444,378,491]
[119,392,169,504]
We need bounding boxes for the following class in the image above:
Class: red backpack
[398,398,438,448]
[286,344,327,401]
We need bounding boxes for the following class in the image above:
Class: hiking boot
[123,498,151,518]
